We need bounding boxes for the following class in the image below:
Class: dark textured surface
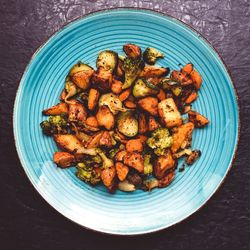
[0,0,249,249]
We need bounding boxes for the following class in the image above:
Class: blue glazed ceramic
[13,9,239,235]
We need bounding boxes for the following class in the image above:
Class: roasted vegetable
[154,151,176,179]
[122,57,144,89]
[111,79,123,94]
[101,166,116,190]
[42,102,68,116]
[181,63,193,75]
[115,150,128,162]
[68,100,87,122]
[184,91,198,104]
[148,116,160,131]
[115,162,129,181]
[53,152,75,168]
[69,62,94,89]
[118,180,135,192]
[158,98,182,128]
[96,50,118,72]
[85,116,99,128]
[96,105,115,130]
[99,131,113,148]
[190,70,202,89]
[186,150,201,165]
[126,138,143,152]
[143,154,153,175]
[123,44,141,59]
[124,100,136,109]
[138,113,148,134]
[146,128,173,155]
[53,134,83,152]
[171,70,193,86]
[123,152,144,173]
[188,110,209,128]
[171,122,194,153]
[118,88,131,102]
[99,93,127,115]
[40,115,68,135]
[138,97,158,116]
[127,173,143,187]
[96,149,114,169]
[76,162,101,185]
[88,88,100,111]
[64,79,81,102]
[140,66,169,78]
[117,111,138,137]
[132,78,159,98]
[91,67,113,91]
[143,47,164,65]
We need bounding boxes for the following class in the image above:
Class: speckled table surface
[0,0,249,249]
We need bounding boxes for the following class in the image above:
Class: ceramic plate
[13,9,239,235]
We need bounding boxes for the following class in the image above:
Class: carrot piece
[126,139,143,152]
[138,113,148,134]
[190,70,202,89]
[124,100,137,109]
[184,91,198,104]
[138,97,158,116]
[60,89,67,101]
[148,116,160,131]
[188,110,209,128]
[101,166,116,188]
[181,63,193,75]
[53,152,75,168]
[157,89,166,101]
[85,116,99,128]
[88,88,100,111]
[111,79,123,94]
[118,88,131,102]
[42,102,68,116]
[115,162,129,181]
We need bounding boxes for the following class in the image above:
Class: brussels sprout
[96,50,118,72]
[132,78,159,98]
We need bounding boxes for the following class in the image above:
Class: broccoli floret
[40,115,68,135]
[76,162,101,185]
[83,155,102,166]
[96,149,114,169]
[122,57,144,89]
[40,120,52,135]
[146,128,173,155]
[143,154,153,175]
[143,47,164,65]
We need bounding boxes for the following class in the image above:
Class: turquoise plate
[13,9,239,235]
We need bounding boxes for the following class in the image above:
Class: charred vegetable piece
[143,154,153,175]
[85,116,99,128]
[122,57,145,89]
[91,67,113,91]
[115,58,125,78]
[53,152,75,168]
[142,178,159,191]
[138,113,148,134]
[184,91,198,104]
[154,151,176,179]
[181,63,193,75]
[117,111,138,137]
[76,162,101,185]
[99,93,127,115]
[158,171,175,188]
[42,102,68,116]
[115,162,129,181]
[111,79,123,94]
[143,47,164,65]
[88,88,100,111]
[96,149,114,169]
[139,66,169,78]
[64,79,81,102]
[96,106,115,130]
[69,62,94,89]
[96,50,118,72]
[40,115,68,135]
[127,173,143,188]
[115,150,128,162]
[101,166,116,189]
[126,139,143,152]
[86,131,103,149]
[186,150,201,165]
[118,88,131,102]
[190,70,202,89]
[123,44,142,59]
[138,97,158,116]
[157,89,166,101]
[68,100,87,122]
[171,70,193,86]
[146,128,173,155]
[53,134,83,152]
[158,98,182,128]
[171,122,194,153]
[99,131,113,148]
[188,110,209,128]
[132,78,159,98]
[124,100,137,109]
[148,116,160,132]
[123,152,144,173]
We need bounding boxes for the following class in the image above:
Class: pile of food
[40,43,209,193]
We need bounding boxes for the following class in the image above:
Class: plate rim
[13,7,240,235]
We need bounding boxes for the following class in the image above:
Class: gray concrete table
[0,1,249,249]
